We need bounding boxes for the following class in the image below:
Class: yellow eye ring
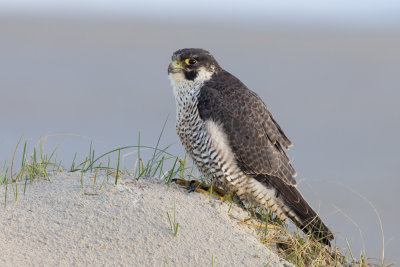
[185,58,197,65]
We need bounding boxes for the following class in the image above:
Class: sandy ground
[0,172,293,267]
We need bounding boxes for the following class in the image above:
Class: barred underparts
[168,48,333,245]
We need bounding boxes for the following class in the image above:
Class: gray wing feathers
[249,90,293,149]
[197,71,297,186]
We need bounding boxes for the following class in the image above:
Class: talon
[188,180,201,192]
[171,178,190,186]
[172,179,229,201]
[189,180,201,188]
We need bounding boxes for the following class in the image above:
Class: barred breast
[174,86,289,222]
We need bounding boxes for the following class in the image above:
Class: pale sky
[1,0,400,27]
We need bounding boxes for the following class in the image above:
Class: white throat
[169,68,214,99]
[169,68,214,121]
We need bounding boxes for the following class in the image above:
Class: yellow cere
[172,60,183,69]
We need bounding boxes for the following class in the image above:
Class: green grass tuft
[166,200,179,236]
[0,128,387,267]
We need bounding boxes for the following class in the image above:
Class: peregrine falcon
[168,48,333,245]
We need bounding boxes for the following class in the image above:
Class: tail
[255,174,334,246]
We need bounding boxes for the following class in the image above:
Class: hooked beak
[168,60,183,74]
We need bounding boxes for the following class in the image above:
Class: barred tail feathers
[254,174,333,246]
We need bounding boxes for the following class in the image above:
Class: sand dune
[0,172,293,266]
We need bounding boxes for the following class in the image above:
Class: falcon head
[168,48,221,84]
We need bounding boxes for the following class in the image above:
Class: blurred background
[0,0,399,264]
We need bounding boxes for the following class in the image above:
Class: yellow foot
[229,214,282,230]
[172,179,231,201]
[238,221,282,230]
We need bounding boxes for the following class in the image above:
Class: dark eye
[185,58,197,65]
